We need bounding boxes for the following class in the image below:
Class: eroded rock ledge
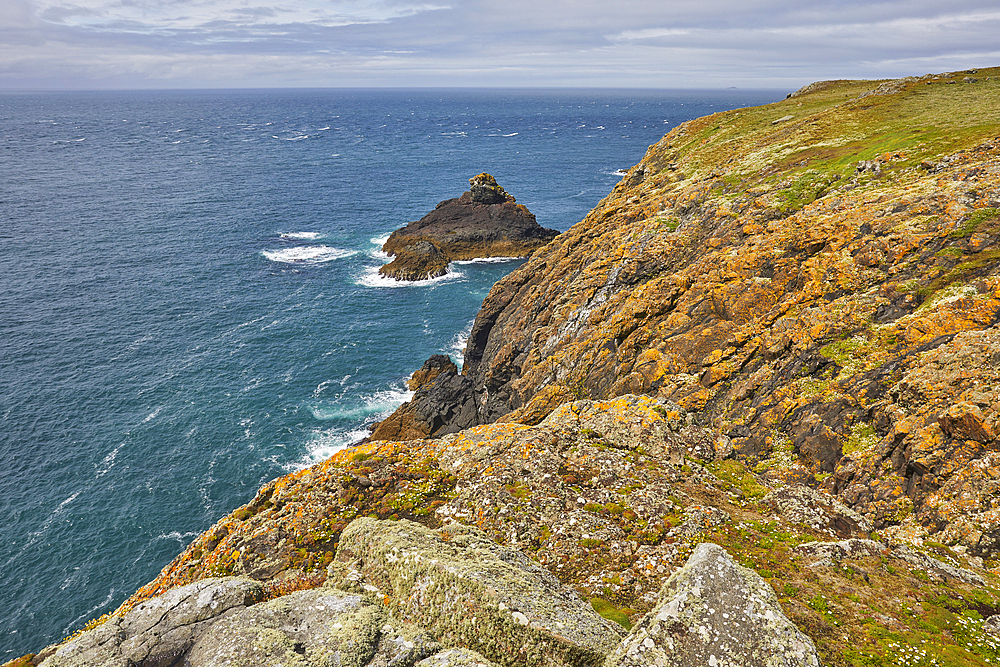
[379,174,559,281]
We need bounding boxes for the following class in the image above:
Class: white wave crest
[308,385,413,422]
[449,320,474,366]
[290,385,415,469]
[262,246,356,264]
[280,231,323,240]
[355,265,464,288]
[452,256,522,265]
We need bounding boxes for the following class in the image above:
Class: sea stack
[379,173,559,281]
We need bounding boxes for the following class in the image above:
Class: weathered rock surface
[793,537,985,585]
[409,354,460,391]
[370,359,479,441]
[379,174,558,281]
[417,648,501,667]
[762,485,871,539]
[606,543,819,667]
[186,588,439,667]
[36,577,263,667]
[334,517,623,667]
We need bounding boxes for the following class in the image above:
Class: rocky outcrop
[334,518,623,667]
[370,357,479,441]
[379,174,559,281]
[185,588,440,667]
[34,577,264,666]
[409,354,460,391]
[607,543,819,667]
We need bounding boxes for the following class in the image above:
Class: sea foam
[262,246,356,264]
[355,265,464,288]
[280,231,323,240]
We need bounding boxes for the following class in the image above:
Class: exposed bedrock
[379,173,559,281]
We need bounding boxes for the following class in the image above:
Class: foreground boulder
[379,173,559,281]
[334,518,624,667]
[606,543,819,667]
[36,577,263,666]
[186,588,440,667]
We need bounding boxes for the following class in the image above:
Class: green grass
[590,597,634,630]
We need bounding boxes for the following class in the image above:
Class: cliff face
[405,69,1000,554]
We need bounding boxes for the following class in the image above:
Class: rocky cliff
[11,70,1000,667]
[379,174,559,281]
[391,68,1000,556]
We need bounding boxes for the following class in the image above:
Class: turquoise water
[0,88,783,656]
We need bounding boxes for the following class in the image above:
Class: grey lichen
[336,518,624,667]
[606,543,819,667]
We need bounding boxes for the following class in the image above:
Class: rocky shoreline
[378,174,559,281]
[10,69,1000,667]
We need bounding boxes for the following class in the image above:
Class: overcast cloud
[1,0,997,89]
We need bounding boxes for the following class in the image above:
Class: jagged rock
[792,539,887,567]
[409,354,459,391]
[763,485,872,538]
[186,588,440,667]
[938,401,994,443]
[379,174,558,281]
[383,241,450,282]
[469,173,512,204]
[792,539,985,585]
[370,365,478,441]
[605,543,819,667]
[334,517,624,667]
[984,614,1000,638]
[890,545,985,586]
[37,577,263,667]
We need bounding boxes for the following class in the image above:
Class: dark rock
[369,364,479,441]
[469,173,512,204]
[379,174,558,281]
[409,354,459,391]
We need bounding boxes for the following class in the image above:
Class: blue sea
[0,87,783,657]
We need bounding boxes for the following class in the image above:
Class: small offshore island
[379,173,559,281]
[13,69,1000,667]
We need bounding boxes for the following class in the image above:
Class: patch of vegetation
[950,208,998,238]
[590,597,634,630]
[754,430,797,474]
[934,246,965,259]
[775,170,841,213]
[843,422,879,456]
[655,215,681,232]
[706,458,768,499]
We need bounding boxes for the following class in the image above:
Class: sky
[1,0,998,90]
